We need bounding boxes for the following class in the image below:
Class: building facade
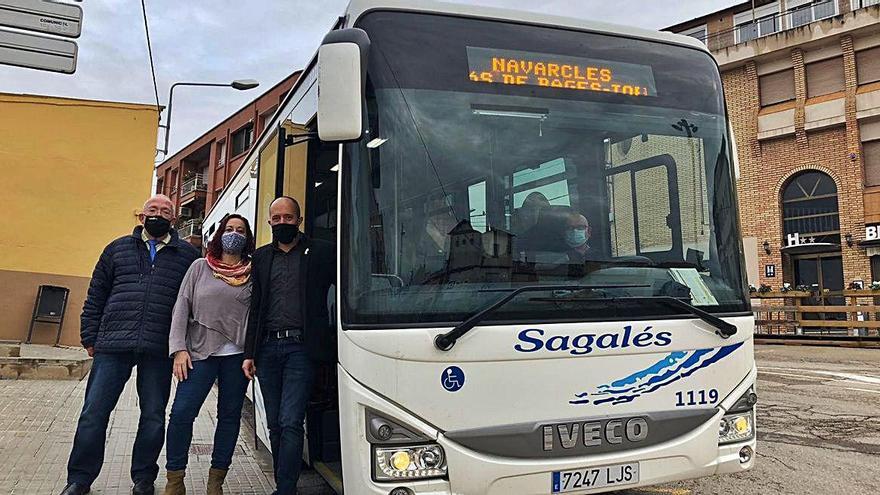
[155,71,300,248]
[0,93,159,346]
[668,0,880,294]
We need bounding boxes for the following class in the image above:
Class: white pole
[752,0,757,38]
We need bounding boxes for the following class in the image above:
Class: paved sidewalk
[0,375,332,494]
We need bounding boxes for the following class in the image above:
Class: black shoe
[131,480,154,495]
[59,483,90,495]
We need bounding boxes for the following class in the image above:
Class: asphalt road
[305,344,879,494]
[622,344,880,495]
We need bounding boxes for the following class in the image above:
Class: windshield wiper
[433,284,650,351]
[531,295,737,339]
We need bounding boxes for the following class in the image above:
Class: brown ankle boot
[163,469,186,495]
[206,467,228,495]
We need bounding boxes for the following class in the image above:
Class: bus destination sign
[467,47,657,97]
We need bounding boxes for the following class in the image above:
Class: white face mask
[565,227,588,248]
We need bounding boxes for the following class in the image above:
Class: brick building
[667,0,880,294]
[155,71,300,248]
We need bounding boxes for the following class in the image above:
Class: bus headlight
[374,444,447,481]
[718,410,754,444]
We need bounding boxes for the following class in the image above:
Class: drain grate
[190,443,214,454]
[189,443,245,454]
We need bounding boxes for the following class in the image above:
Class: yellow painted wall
[0,93,159,278]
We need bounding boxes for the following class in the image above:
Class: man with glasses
[60,195,200,495]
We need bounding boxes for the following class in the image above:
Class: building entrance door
[793,254,845,325]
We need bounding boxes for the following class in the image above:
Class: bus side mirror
[317,28,370,142]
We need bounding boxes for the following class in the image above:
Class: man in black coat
[60,195,200,495]
[242,196,335,495]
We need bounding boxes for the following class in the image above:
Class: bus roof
[344,0,709,53]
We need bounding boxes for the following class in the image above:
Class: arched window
[781,171,839,245]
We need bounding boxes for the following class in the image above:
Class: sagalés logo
[514,326,672,355]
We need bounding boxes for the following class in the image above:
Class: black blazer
[244,235,336,363]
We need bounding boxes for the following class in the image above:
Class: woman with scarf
[164,214,255,495]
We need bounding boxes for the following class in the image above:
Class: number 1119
[675,389,718,407]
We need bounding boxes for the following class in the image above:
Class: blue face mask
[565,228,588,248]
[221,231,247,254]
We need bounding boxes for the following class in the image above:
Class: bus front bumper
[338,366,755,495]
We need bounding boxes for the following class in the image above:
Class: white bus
[205,1,757,493]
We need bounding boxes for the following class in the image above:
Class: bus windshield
[343,11,749,327]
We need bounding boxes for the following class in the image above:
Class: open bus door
[302,139,343,492]
[256,122,344,492]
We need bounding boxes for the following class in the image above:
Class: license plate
[551,462,639,493]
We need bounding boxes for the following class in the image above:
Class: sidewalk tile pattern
[0,375,332,494]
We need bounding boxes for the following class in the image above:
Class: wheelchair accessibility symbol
[441,366,465,392]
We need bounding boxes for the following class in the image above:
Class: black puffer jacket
[80,226,200,357]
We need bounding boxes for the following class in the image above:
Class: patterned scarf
[205,252,252,286]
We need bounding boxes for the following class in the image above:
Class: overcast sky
[0,0,736,158]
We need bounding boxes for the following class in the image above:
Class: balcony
[853,0,880,9]
[179,173,207,206]
[177,218,204,240]
[697,0,880,69]
[698,0,840,51]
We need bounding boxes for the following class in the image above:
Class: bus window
[608,171,636,257]
[512,158,572,209]
[635,166,673,253]
[509,158,576,239]
[467,181,487,232]
[605,155,681,261]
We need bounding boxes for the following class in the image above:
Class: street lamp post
[157,79,259,159]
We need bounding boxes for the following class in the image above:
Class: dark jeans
[257,338,316,495]
[67,352,172,487]
[165,353,249,471]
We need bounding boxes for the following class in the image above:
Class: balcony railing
[694,0,840,51]
[853,0,880,9]
[178,218,203,239]
[180,174,207,196]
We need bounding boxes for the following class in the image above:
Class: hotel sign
[785,232,819,247]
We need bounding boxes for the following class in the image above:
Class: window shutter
[759,69,795,106]
[857,47,880,86]
[806,57,845,98]
[865,140,880,187]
